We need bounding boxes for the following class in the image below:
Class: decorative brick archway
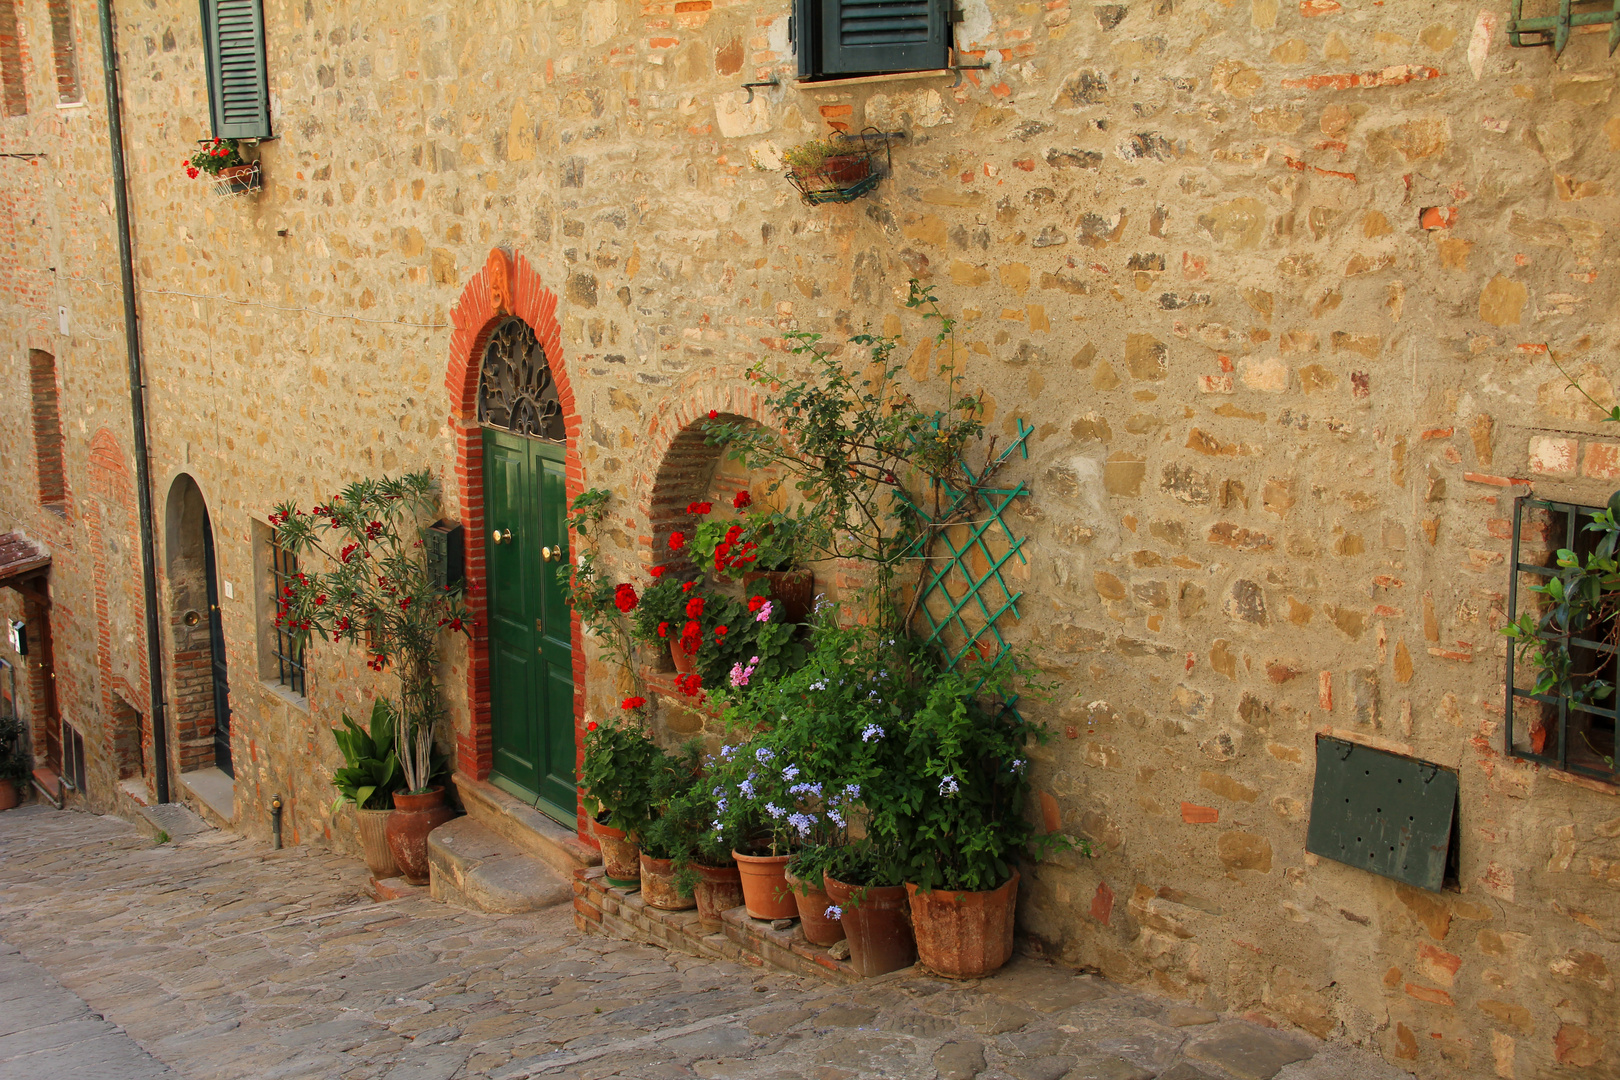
[630,371,775,572]
[445,249,587,832]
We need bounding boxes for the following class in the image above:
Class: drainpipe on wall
[97,0,170,806]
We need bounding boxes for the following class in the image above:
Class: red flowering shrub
[668,531,686,552]
[621,696,647,710]
[613,583,639,613]
[686,501,713,515]
[732,490,752,509]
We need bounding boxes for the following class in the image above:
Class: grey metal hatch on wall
[1305,736,1458,892]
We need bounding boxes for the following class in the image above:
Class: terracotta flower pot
[691,862,744,930]
[592,816,641,888]
[786,868,845,947]
[669,637,697,674]
[741,569,816,625]
[732,849,797,920]
[355,806,399,879]
[907,869,1020,979]
[385,787,457,885]
[0,778,18,811]
[826,876,915,977]
[213,162,260,195]
[821,154,871,187]
[640,853,696,911]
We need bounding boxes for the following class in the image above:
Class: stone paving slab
[0,806,1416,1080]
[0,937,178,1079]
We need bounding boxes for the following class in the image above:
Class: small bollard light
[271,794,283,850]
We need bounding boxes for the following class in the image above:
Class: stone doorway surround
[444,249,589,842]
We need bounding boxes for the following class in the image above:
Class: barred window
[1505,495,1619,784]
[268,535,306,696]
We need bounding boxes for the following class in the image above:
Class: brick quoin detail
[445,248,588,836]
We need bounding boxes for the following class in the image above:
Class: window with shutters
[0,0,27,117]
[201,0,271,140]
[792,0,952,80]
[47,0,80,105]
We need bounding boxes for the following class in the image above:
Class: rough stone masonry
[0,0,1616,1077]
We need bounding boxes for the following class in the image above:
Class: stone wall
[0,0,1615,1075]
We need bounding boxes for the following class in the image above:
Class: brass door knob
[492,529,512,545]
[542,546,553,562]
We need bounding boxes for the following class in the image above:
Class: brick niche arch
[632,372,775,572]
[445,249,587,833]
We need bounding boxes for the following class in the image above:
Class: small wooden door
[484,427,575,822]
[201,507,233,778]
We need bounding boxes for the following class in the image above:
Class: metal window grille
[268,537,307,696]
[1505,495,1620,783]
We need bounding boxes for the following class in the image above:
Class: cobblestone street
[0,807,1410,1080]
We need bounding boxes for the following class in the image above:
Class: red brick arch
[632,371,777,572]
[445,249,587,834]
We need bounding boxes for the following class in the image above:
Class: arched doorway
[163,475,232,778]
[479,316,575,822]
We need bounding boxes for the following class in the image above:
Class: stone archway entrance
[163,475,232,778]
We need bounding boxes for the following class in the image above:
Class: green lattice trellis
[896,418,1033,673]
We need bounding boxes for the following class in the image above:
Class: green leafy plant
[328,698,408,813]
[580,704,671,836]
[0,714,29,783]
[782,137,843,175]
[270,471,470,793]
[704,281,986,627]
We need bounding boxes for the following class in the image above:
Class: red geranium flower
[714,625,727,638]
[668,531,686,552]
[657,621,670,638]
[687,501,712,515]
[681,581,696,593]
[747,595,767,612]
[708,410,719,420]
[733,490,752,509]
[685,596,705,618]
[587,721,598,732]
[613,583,639,613]
[649,566,667,579]
[621,696,647,710]
[724,525,743,544]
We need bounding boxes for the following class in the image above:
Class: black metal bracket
[951,61,991,89]
[741,78,780,104]
[1508,0,1620,57]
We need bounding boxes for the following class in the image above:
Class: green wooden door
[484,428,576,823]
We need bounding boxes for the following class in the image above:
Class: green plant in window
[182,137,244,179]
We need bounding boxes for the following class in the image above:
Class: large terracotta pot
[669,638,697,675]
[907,869,1020,979]
[385,787,456,885]
[355,807,399,879]
[0,778,17,811]
[732,849,797,920]
[691,862,744,930]
[786,868,845,947]
[826,876,915,977]
[741,569,816,625]
[640,853,696,911]
[592,816,641,888]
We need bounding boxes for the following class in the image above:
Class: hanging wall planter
[784,129,901,206]
[214,162,261,197]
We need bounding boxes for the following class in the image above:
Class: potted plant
[710,736,802,921]
[329,698,405,879]
[270,472,471,885]
[182,137,259,195]
[824,841,915,977]
[0,714,27,811]
[627,571,693,673]
[637,741,703,911]
[581,700,668,886]
[783,136,871,192]
[661,775,744,929]
[877,659,1078,979]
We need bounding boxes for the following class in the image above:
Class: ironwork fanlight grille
[477,317,564,443]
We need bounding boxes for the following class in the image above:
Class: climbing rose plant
[270,471,470,793]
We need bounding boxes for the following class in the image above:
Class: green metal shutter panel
[818,0,949,77]
[202,0,270,139]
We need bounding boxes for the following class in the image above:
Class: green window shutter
[816,0,949,78]
[201,0,270,139]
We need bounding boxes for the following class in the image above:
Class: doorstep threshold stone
[451,771,600,880]
[178,767,236,825]
[428,816,572,914]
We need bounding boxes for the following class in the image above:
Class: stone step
[134,802,212,843]
[450,771,600,880]
[427,816,573,914]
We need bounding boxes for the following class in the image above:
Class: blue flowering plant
[868,654,1082,893]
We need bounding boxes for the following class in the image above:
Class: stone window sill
[794,69,953,90]
[258,678,310,715]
